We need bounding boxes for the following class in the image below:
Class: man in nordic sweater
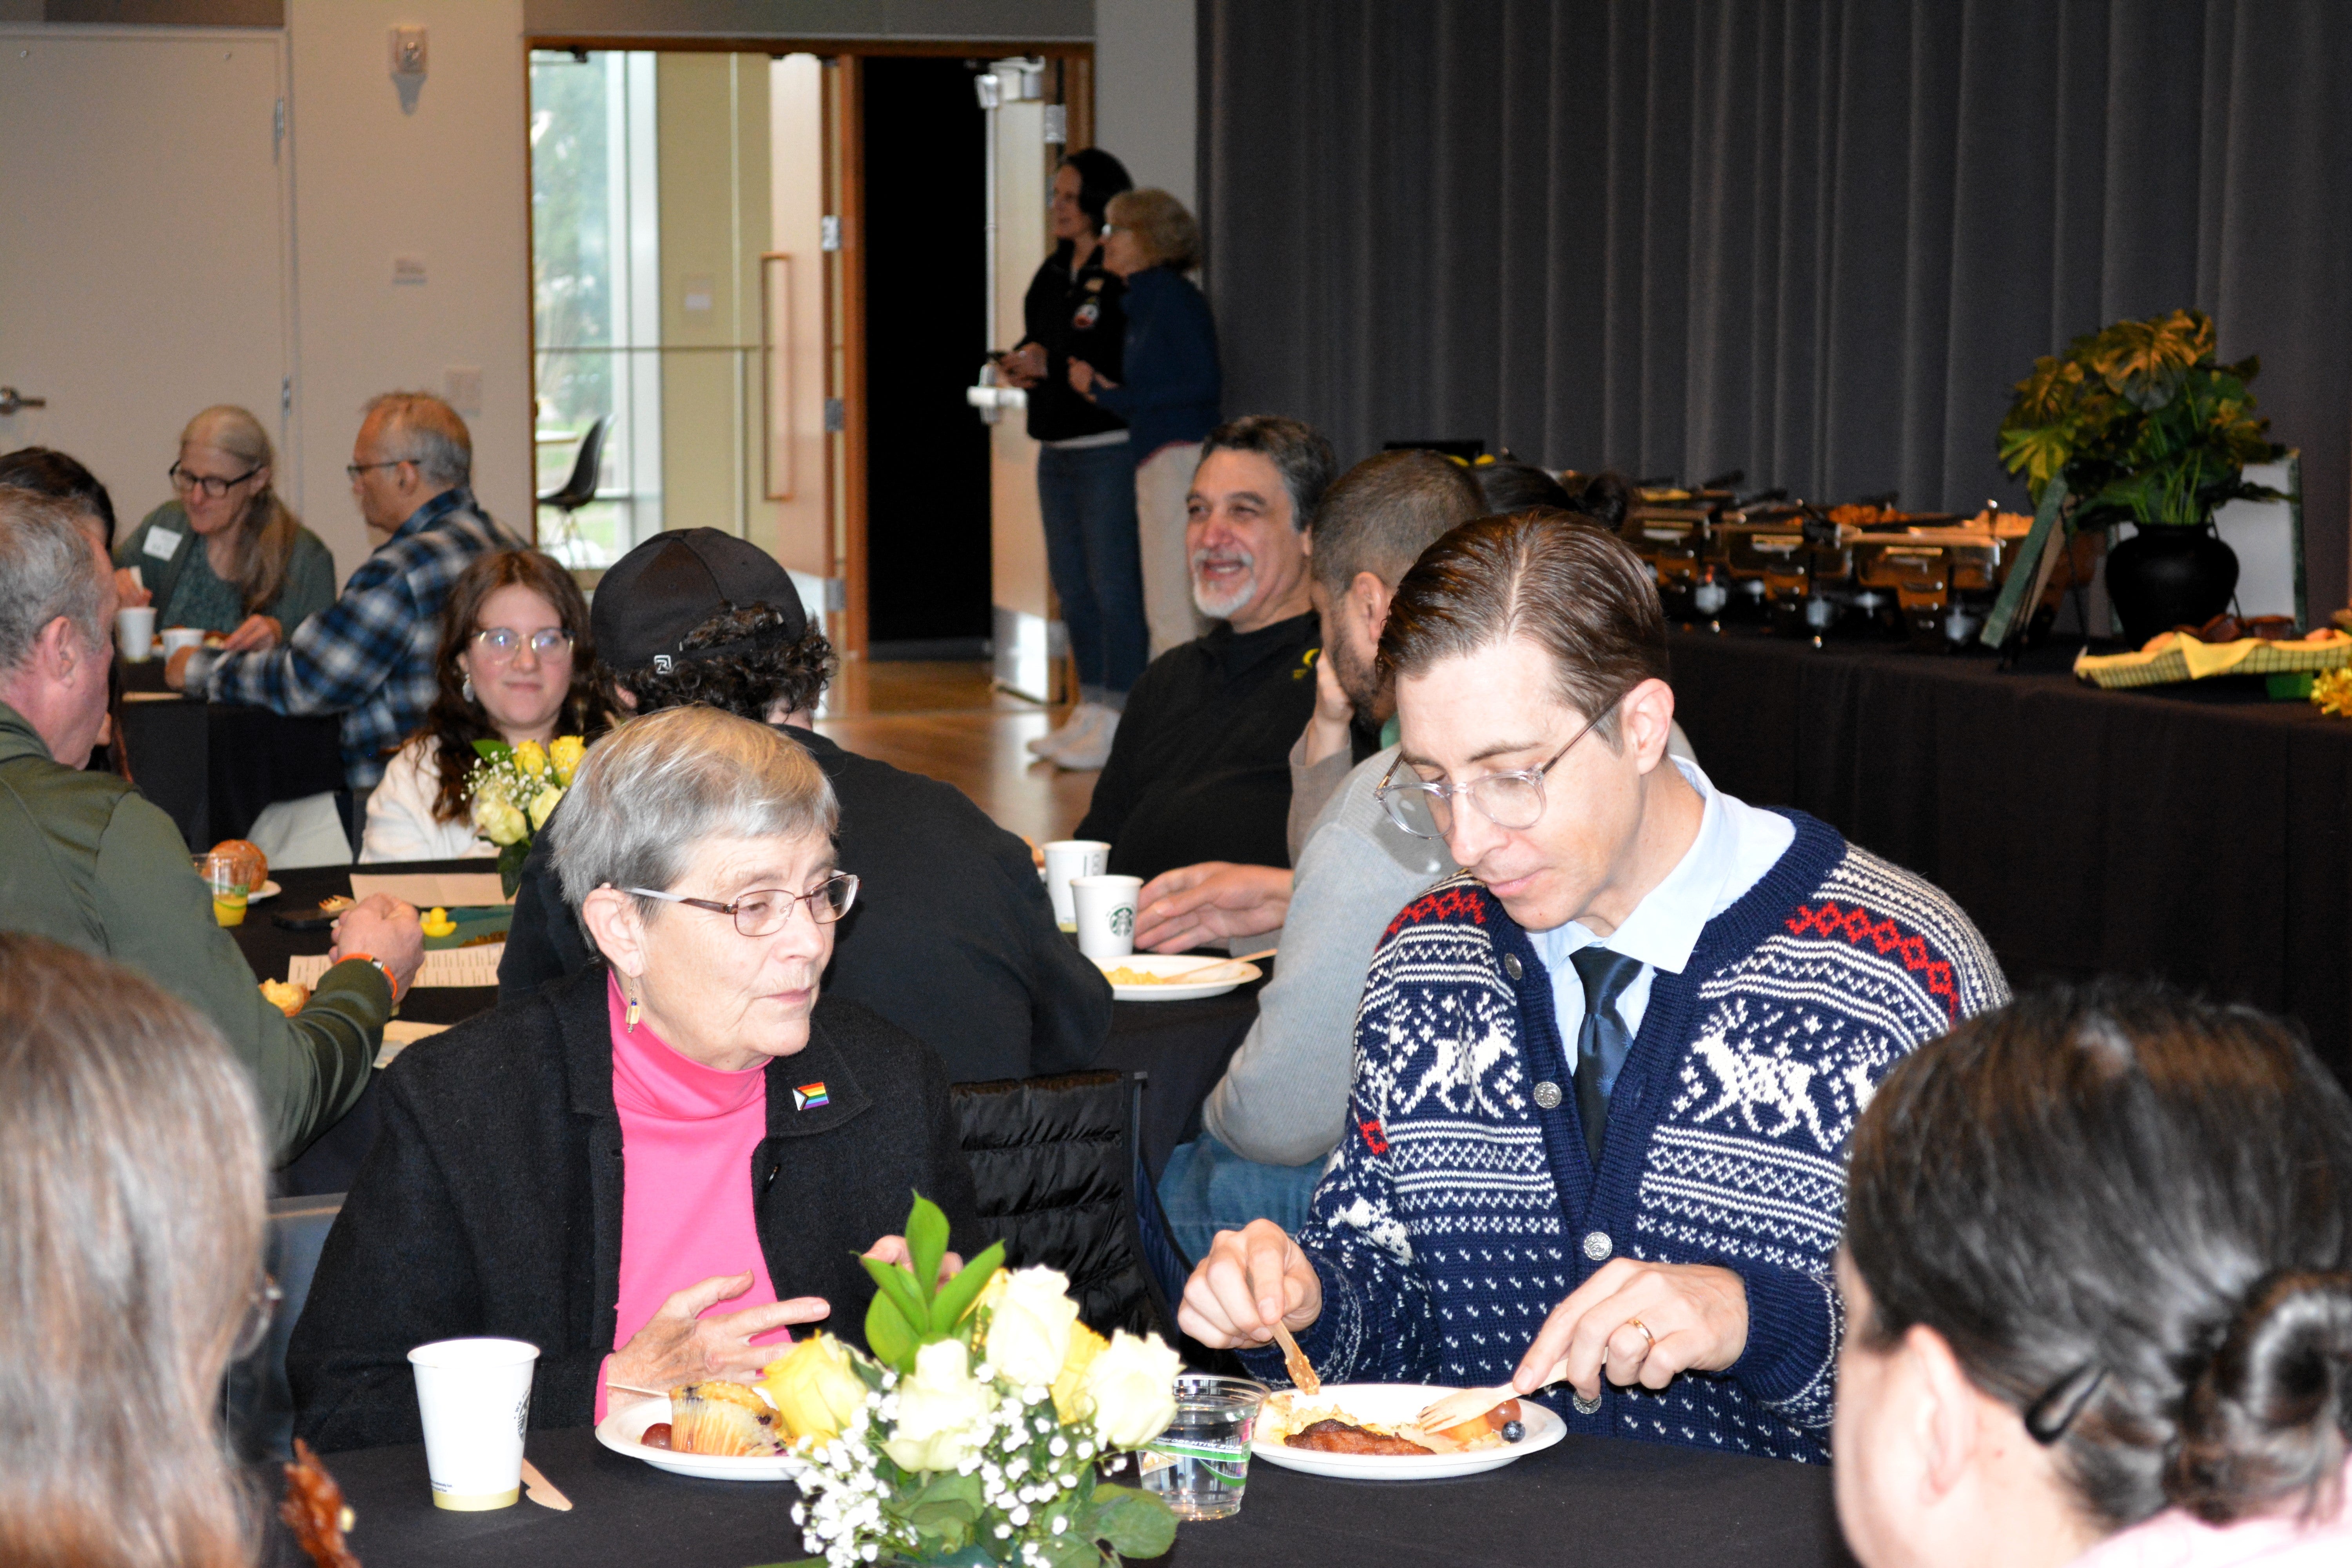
[1178,514,2007,1464]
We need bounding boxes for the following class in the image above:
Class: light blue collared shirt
[1530,757,1794,1075]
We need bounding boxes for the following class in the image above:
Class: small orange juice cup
[197,853,250,927]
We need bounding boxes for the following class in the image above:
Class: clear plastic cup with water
[1138,1374,1268,1521]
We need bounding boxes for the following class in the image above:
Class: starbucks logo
[1111,907,1134,936]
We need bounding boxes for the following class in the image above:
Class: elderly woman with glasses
[290,706,980,1453]
[361,548,608,862]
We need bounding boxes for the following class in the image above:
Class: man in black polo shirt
[1074,416,1336,881]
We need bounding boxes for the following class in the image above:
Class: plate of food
[249,879,283,903]
[1250,1383,1564,1480]
[593,1383,808,1482]
[1093,953,1263,1002]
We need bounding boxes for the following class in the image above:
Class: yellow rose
[1050,1321,1107,1423]
[512,739,549,778]
[760,1333,867,1443]
[984,1265,1079,1388]
[473,791,528,847]
[548,735,586,785]
[1078,1330,1180,1448]
[526,784,564,832]
[880,1339,991,1473]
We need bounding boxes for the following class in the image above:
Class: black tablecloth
[310,1423,1850,1568]
[239,863,1265,1194]
[1667,627,2352,1081]
[115,685,345,852]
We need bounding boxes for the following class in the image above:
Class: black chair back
[537,416,609,512]
[224,1192,344,1461]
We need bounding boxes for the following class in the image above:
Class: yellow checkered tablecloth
[2074,634,2352,690]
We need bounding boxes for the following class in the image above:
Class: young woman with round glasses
[361,548,610,861]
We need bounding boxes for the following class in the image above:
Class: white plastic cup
[408,1337,540,1510]
[115,606,156,662]
[159,626,207,658]
[1071,874,1144,960]
[1042,839,1111,926]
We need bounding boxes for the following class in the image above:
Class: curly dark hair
[607,603,838,723]
[417,550,611,822]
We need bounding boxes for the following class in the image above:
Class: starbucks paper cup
[1042,839,1110,925]
[1071,874,1144,960]
[408,1337,539,1510]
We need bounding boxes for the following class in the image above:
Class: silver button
[1583,1230,1613,1262]
[1532,1080,1562,1109]
[1572,1392,1600,1415]
[1503,953,1523,981]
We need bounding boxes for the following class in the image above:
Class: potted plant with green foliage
[1998,308,2285,644]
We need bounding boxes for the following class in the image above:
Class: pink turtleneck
[597,975,784,1419]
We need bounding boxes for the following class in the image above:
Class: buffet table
[313,1423,1851,1568]
[1666,626,2352,1081]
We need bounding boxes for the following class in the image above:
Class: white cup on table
[115,606,155,662]
[408,1337,540,1510]
[1070,873,1144,960]
[1041,839,1111,927]
[159,625,207,659]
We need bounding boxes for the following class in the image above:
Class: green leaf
[906,1192,951,1306]
[906,1501,978,1548]
[865,1285,916,1368]
[1031,1532,1099,1568]
[1085,1485,1178,1559]
[928,1240,1006,1332]
[470,738,513,762]
[910,1470,984,1510]
[861,1253,934,1336]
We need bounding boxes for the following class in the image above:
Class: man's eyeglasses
[1372,702,1619,839]
[168,461,262,499]
[345,458,412,481]
[472,627,573,662]
[623,873,861,936]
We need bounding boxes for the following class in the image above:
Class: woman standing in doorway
[1002,147,1146,772]
[1069,188,1221,680]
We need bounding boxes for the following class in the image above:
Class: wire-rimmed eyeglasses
[232,1273,285,1362]
[1372,703,1617,839]
[169,461,262,499]
[622,873,860,936]
[472,627,573,662]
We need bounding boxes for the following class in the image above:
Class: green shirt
[116,501,339,634]
[0,699,383,1164]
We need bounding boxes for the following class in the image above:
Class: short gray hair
[549,706,839,917]
[363,391,472,488]
[0,487,106,674]
[1106,187,1199,271]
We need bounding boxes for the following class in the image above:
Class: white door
[0,28,292,540]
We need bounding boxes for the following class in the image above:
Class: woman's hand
[1133,862,1292,952]
[1512,1258,1749,1403]
[864,1235,964,1289]
[113,567,152,608]
[998,344,1047,388]
[221,613,282,653]
[1178,1220,1322,1348]
[1068,360,1118,400]
[163,646,197,691]
[608,1272,833,1391]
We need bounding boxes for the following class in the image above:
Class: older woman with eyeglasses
[290,706,980,1453]
[361,548,608,862]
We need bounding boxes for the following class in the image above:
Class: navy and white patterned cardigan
[1238,811,2007,1463]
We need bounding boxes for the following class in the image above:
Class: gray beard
[1192,573,1258,621]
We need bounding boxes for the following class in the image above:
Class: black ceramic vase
[2104,523,2239,645]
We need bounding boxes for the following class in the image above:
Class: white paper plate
[249,880,282,903]
[1093,953,1262,1002]
[593,1396,808,1482]
[1249,1383,1564,1481]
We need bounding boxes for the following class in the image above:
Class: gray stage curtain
[1199,0,2352,610]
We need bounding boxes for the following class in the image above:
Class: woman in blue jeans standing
[1002,148,1148,772]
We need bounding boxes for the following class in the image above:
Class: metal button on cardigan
[1503,953,1523,980]
[1532,1080,1563,1109]
[1583,1230,1613,1261]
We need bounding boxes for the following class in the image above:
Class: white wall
[286,0,532,576]
[1093,0,1193,213]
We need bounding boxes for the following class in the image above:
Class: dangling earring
[624,981,641,1033]
[461,673,475,704]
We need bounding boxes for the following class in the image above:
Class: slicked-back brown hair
[1376,511,1669,746]
[1309,449,1485,600]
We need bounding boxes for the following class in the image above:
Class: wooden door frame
[523,34,1096,661]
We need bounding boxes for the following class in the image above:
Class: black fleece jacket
[288,962,979,1453]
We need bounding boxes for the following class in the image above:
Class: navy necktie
[1570,946,1644,1166]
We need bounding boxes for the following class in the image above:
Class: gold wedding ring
[1625,1318,1655,1356]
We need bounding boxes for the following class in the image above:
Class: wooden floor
[814,659,1096,846]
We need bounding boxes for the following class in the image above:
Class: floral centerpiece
[464,735,584,895]
[756,1195,1181,1568]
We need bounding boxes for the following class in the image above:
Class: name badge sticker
[143,526,184,561]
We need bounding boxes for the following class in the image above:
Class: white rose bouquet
[462,735,583,895]
[758,1194,1181,1568]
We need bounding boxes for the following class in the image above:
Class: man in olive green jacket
[0,488,423,1164]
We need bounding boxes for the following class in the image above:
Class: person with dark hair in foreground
[1074,415,1336,881]
[1178,514,2005,1464]
[497,528,1109,1083]
[1837,982,2352,1566]
[0,446,118,549]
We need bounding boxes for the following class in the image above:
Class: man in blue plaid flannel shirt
[169,392,519,792]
